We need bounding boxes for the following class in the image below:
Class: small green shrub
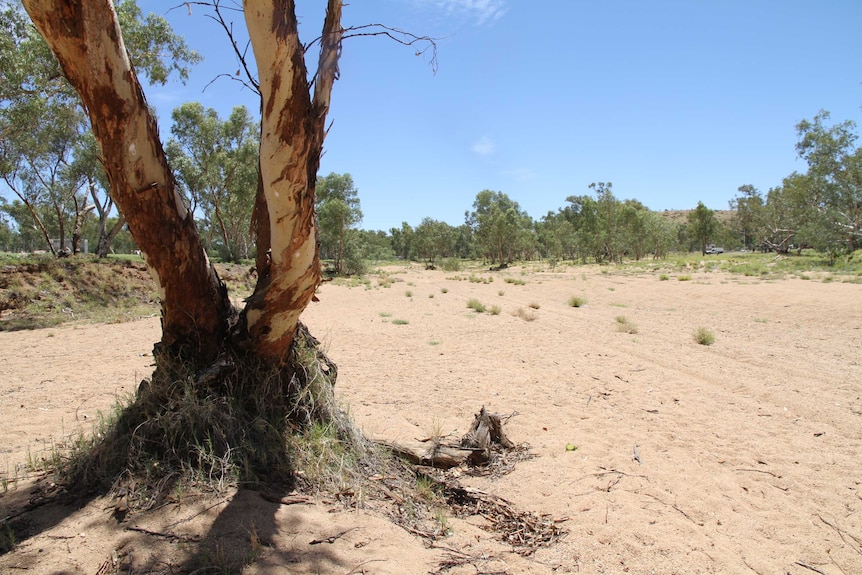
[659,274,670,281]
[528,302,541,310]
[466,298,486,313]
[615,315,638,334]
[489,305,502,315]
[392,319,409,325]
[567,296,587,308]
[405,290,413,297]
[440,258,461,272]
[693,326,715,345]
[678,275,691,281]
[440,287,449,294]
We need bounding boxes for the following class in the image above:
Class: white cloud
[471,136,496,156]
[426,0,507,25]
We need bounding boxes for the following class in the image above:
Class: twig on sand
[344,558,386,574]
[310,527,358,545]
[819,514,862,556]
[795,560,827,575]
[124,525,197,542]
[642,493,703,526]
[734,468,781,478]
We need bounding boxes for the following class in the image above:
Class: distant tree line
[2,3,858,267]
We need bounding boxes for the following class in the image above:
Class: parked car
[705,244,724,254]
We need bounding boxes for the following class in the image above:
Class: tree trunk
[21,0,353,485]
[23,0,231,361]
[240,0,342,363]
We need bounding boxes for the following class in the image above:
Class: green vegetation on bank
[1,250,859,331]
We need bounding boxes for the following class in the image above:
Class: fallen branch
[310,527,357,545]
[734,468,781,478]
[380,406,521,470]
[125,525,196,542]
[795,561,827,575]
[642,493,703,527]
[819,514,862,556]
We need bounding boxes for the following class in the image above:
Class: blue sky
[140,0,862,232]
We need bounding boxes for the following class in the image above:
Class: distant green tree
[642,211,678,259]
[730,185,764,250]
[618,198,650,261]
[1,0,200,255]
[389,221,415,260]
[687,202,718,254]
[536,210,577,262]
[467,190,532,264]
[316,172,363,274]
[167,103,258,262]
[413,217,456,266]
[590,182,625,262]
[357,229,395,261]
[794,110,862,254]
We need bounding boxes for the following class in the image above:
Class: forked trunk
[23,0,231,361]
[22,0,356,485]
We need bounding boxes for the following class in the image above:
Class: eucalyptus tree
[1,0,200,256]
[730,185,765,250]
[413,217,456,266]
[467,190,532,264]
[167,103,258,262]
[536,210,578,262]
[316,172,363,274]
[70,132,127,257]
[21,0,435,485]
[686,202,718,254]
[389,221,415,261]
[794,111,862,254]
[0,96,92,254]
[641,210,677,259]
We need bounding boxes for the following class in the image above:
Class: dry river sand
[1,263,861,574]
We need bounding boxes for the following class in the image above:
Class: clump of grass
[567,296,587,308]
[428,293,434,298]
[498,290,505,296]
[468,274,493,284]
[678,275,692,281]
[440,258,461,272]
[405,290,413,297]
[489,305,502,315]
[466,298,487,313]
[391,319,409,325]
[513,307,537,322]
[504,277,526,285]
[379,311,392,318]
[693,326,715,345]
[528,302,541,310]
[615,315,638,334]
[440,287,449,294]
[0,521,17,555]
[659,274,670,281]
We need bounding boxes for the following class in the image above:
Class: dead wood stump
[383,406,516,470]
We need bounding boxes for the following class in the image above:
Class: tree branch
[321,23,439,75]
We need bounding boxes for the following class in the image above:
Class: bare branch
[311,0,344,116]
[309,23,440,75]
[169,1,260,96]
